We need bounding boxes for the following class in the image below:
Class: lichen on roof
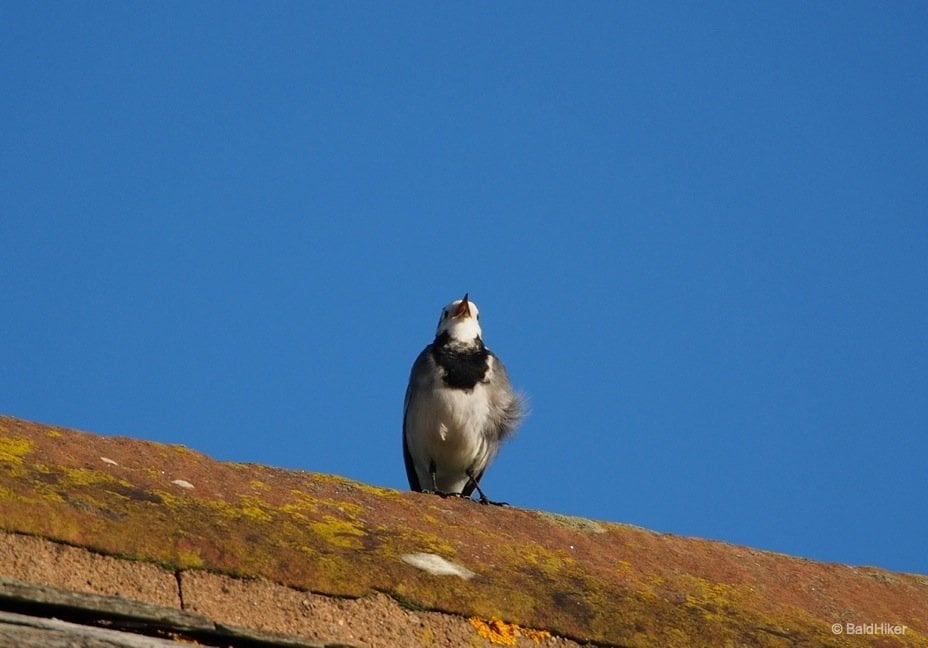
[0,415,925,647]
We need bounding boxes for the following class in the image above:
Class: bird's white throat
[437,317,482,343]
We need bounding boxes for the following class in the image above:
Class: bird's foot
[422,489,463,499]
[464,472,507,506]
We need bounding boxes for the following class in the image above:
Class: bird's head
[435,293,482,343]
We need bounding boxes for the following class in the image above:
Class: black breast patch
[430,333,490,390]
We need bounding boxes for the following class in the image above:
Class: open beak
[452,293,471,318]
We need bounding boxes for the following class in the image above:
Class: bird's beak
[452,293,471,318]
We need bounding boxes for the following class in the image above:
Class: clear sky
[2,4,926,575]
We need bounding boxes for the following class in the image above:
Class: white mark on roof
[171,479,194,489]
[400,553,475,579]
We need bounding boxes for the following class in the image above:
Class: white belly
[406,383,493,493]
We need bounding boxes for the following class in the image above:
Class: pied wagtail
[403,294,523,504]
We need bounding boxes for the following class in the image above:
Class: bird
[403,293,523,504]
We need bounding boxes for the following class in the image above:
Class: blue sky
[2,3,926,575]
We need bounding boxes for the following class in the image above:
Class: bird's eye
[441,311,449,320]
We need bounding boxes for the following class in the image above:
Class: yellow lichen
[508,541,573,576]
[176,548,205,569]
[280,504,309,521]
[469,617,552,646]
[331,500,364,517]
[310,515,366,549]
[416,532,457,556]
[284,490,320,515]
[45,429,62,438]
[239,496,273,522]
[684,577,739,610]
[0,437,34,464]
[196,496,252,523]
[352,481,399,498]
[62,467,118,487]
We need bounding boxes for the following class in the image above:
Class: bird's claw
[422,489,463,499]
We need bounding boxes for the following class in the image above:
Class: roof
[0,415,925,647]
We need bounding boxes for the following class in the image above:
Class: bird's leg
[465,469,508,506]
[429,461,439,493]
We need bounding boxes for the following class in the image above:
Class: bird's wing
[402,430,421,491]
[402,346,434,491]
[486,352,525,444]
[462,353,524,499]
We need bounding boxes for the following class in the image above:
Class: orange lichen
[521,627,553,644]
[469,616,551,645]
[470,617,517,645]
